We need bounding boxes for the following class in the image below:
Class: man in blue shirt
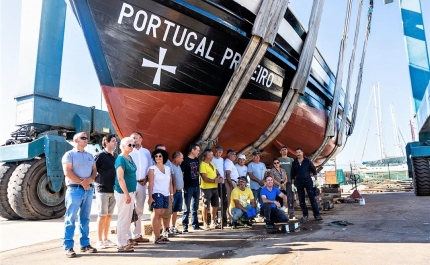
[290,148,323,222]
[62,132,98,258]
[260,175,289,229]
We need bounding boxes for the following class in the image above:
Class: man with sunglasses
[129,132,152,244]
[62,132,98,258]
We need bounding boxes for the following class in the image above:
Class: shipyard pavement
[0,192,429,265]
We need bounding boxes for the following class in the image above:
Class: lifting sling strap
[240,0,326,157]
[197,0,289,152]
[318,0,374,169]
[310,0,354,162]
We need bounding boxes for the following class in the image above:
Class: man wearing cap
[212,146,227,226]
[235,154,248,179]
[224,149,240,223]
[230,176,257,229]
[247,151,266,207]
[278,145,296,219]
[260,175,289,229]
[291,148,323,222]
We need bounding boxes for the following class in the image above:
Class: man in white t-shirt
[235,154,248,178]
[129,132,152,244]
[212,146,227,226]
[224,149,239,223]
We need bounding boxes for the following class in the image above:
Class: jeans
[252,188,263,207]
[261,204,289,224]
[296,182,320,217]
[231,205,253,222]
[63,186,94,250]
[182,187,200,229]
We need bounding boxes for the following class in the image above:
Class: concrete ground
[0,192,429,265]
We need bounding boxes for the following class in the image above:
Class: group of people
[61,132,323,258]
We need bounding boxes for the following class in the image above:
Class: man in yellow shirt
[200,149,223,230]
[230,176,257,229]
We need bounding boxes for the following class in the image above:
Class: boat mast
[373,83,385,160]
[390,103,401,156]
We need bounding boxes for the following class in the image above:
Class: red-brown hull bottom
[102,86,336,166]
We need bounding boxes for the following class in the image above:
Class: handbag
[131,207,139,224]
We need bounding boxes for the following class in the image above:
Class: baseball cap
[238,176,247,183]
[215,146,223,151]
[252,151,260,156]
[238,154,246,159]
[227,149,236,154]
[280,145,287,150]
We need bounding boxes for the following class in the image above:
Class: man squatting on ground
[129,132,152,244]
[200,149,223,229]
[291,148,323,222]
[94,134,118,249]
[62,132,98,258]
[278,145,296,219]
[230,176,257,229]
[260,175,290,229]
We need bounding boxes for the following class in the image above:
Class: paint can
[359,197,365,206]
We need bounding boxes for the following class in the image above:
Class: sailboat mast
[377,82,385,159]
[390,103,401,156]
[373,84,382,160]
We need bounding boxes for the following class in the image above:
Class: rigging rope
[240,0,326,157]
[197,0,289,152]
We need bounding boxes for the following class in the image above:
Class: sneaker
[204,224,211,230]
[117,244,134,252]
[182,228,189,234]
[104,239,117,247]
[231,222,238,229]
[265,223,274,229]
[96,241,106,249]
[314,215,323,221]
[80,245,97,253]
[127,239,138,246]
[65,248,77,258]
[192,227,204,232]
[289,215,297,220]
[133,236,149,243]
[210,222,221,229]
[243,221,253,228]
[300,216,309,223]
[169,226,180,234]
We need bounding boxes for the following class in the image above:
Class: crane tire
[411,157,430,196]
[0,162,22,220]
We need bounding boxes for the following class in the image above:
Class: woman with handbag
[148,149,173,244]
[113,137,137,252]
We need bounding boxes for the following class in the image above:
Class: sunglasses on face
[155,154,163,158]
[79,137,88,140]
[274,162,280,164]
[127,144,136,148]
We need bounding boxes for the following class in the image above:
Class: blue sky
[1,0,429,169]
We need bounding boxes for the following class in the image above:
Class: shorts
[162,197,173,219]
[201,188,219,208]
[152,193,169,209]
[172,191,183,212]
[96,192,116,216]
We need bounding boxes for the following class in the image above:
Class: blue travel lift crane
[390,0,430,195]
[0,0,115,220]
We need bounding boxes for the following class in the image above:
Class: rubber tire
[7,158,66,220]
[0,162,22,220]
[411,157,430,196]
